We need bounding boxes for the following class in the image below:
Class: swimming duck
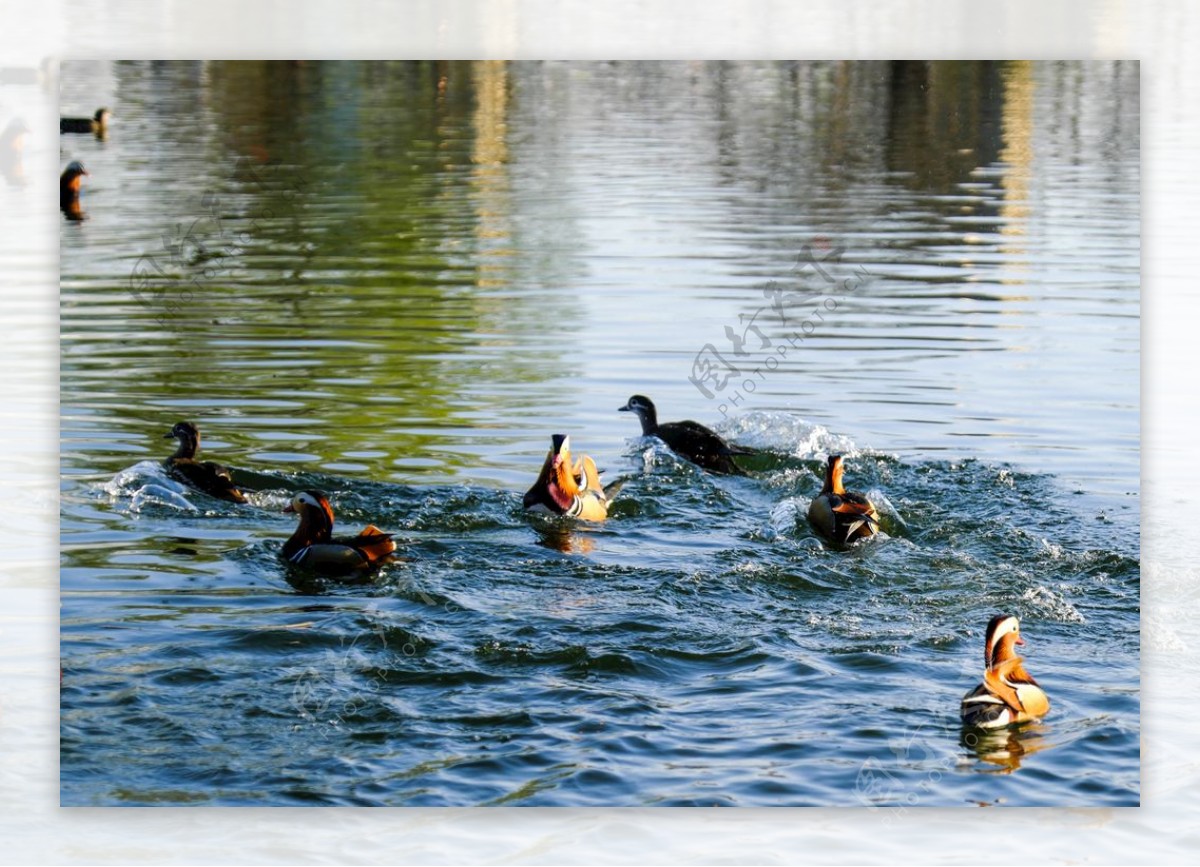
[282,490,397,576]
[523,434,609,521]
[618,394,752,475]
[60,107,110,135]
[60,160,88,213]
[960,614,1050,729]
[807,454,880,544]
[162,421,248,503]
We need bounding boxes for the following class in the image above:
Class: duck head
[94,108,111,126]
[983,613,1024,670]
[523,434,580,512]
[283,490,336,543]
[821,454,846,495]
[618,394,658,435]
[164,420,201,459]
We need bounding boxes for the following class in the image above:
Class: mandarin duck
[807,454,880,544]
[162,421,248,503]
[522,434,609,521]
[960,614,1051,729]
[60,160,88,214]
[618,394,753,476]
[282,490,397,576]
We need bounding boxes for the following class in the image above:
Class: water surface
[60,60,1139,807]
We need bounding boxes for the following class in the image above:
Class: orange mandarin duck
[960,614,1051,729]
[281,490,398,576]
[523,434,609,521]
[60,160,88,217]
[807,454,880,544]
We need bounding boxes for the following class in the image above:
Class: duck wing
[577,455,605,497]
[656,421,748,475]
[288,526,395,576]
[828,492,879,541]
[166,459,248,503]
[663,421,739,453]
[286,543,371,572]
[982,660,1025,712]
[984,656,1049,718]
[198,459,235,481]
[338,525,397,566]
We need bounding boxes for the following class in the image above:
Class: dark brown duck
[162,421,248,503]
[619,394,753,476]
[60,107,110,135]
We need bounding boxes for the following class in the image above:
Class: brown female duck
[807,454,880,544]
[960,614,1051,729]
[618,394,752,476]
[523,434,609,521]
[162,421,248,503]
[282,490,397,576]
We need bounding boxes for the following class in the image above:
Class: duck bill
[617,404,630,412]
[283,503,296,514]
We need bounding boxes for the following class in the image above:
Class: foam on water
[63,447,1137,806]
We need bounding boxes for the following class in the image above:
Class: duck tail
[960,692,1009,728]
[832,500,879,538]
[601,475,627,501]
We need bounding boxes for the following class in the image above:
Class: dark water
[60,60,1139,806]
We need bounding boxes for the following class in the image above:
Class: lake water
[59,60,1139,807]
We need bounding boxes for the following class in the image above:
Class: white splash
[1021,586,1086,623]
[100,460,197,512]
[717,410,860,459]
